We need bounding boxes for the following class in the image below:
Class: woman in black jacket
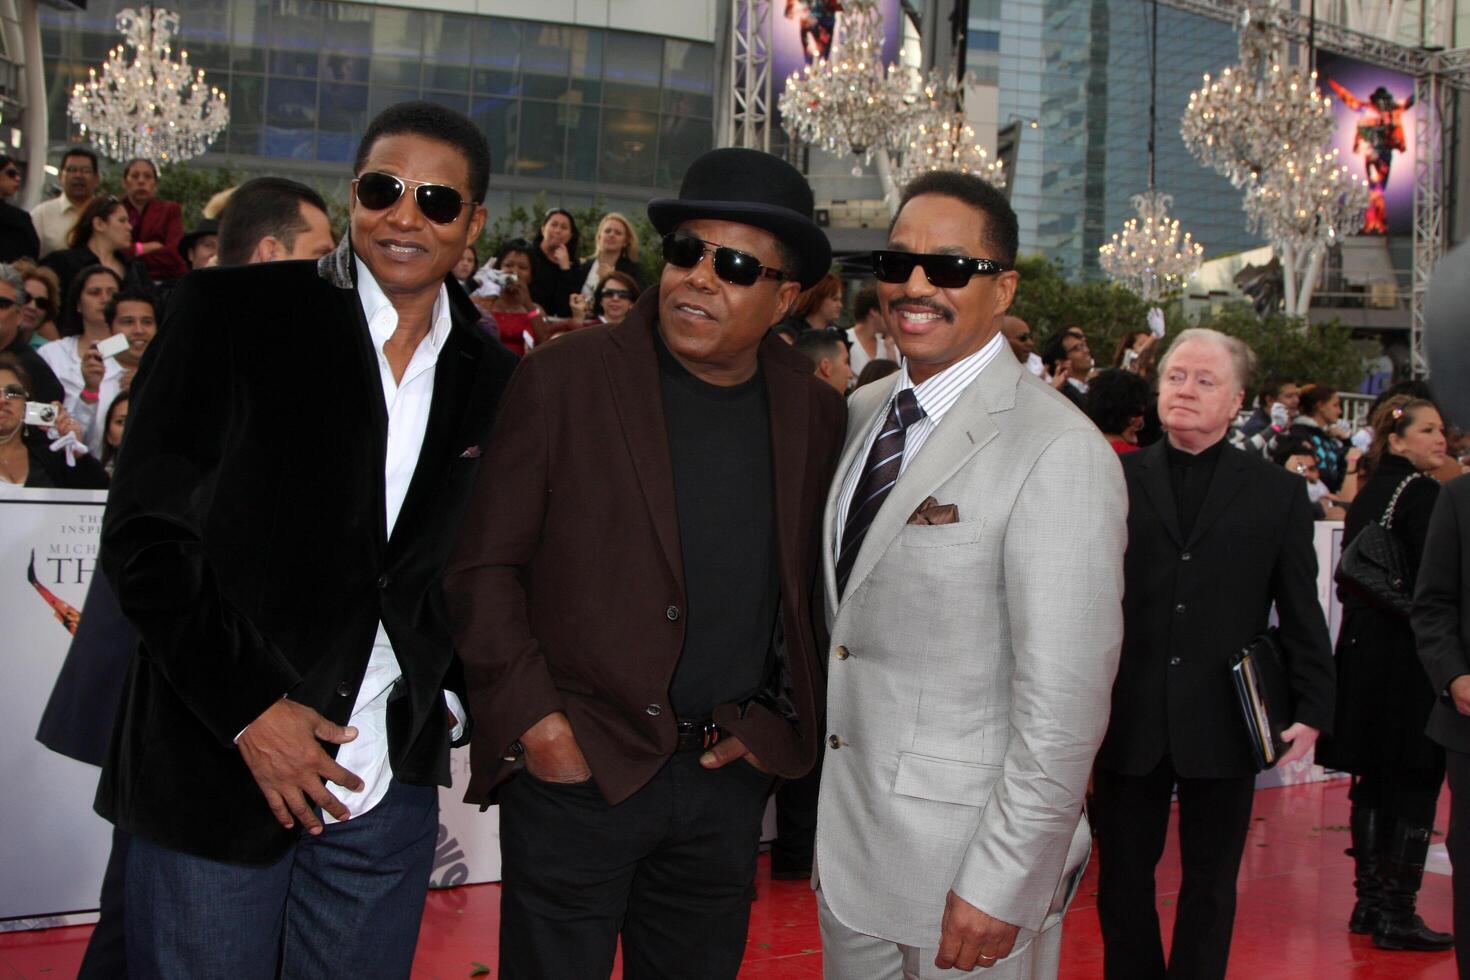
[0,352,108,491]
[1317,395,1452,951]
[527,208,583,318]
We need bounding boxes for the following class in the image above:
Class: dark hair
[60,147,99,174]
[68,196,126,250]
[1270,434,1319,468]
[21,265,60,323]
[1364,395,1439,478]
[793,326,846,365]
[495,238,536,284]
[102,391,130,471]
[1298,385,1339,419]
[0,154,17,173]
[122,157,158,180]
[894,171,1019,269]
[217,177,329,267]
[1084,369,1151,438]
[0,350,32,394]
[852,281,881,322]
[792,272,843,322]
[534,208,581,267]
[354,100,491,205]
[1367,379,1434,421]
[103,286,158,328]
[61,265,123,337]
[855,358,900,388]
[1256,376,1295,408]
[1112,330,1149,369]
[593,270,641,318]
[1040,329,1085,371]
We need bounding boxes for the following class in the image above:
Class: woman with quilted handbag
[1319,395,1452,951]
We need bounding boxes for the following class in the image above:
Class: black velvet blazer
[96,237,517,864]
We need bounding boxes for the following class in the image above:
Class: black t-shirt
[655,327,779,718]
[1166,436,1226,541]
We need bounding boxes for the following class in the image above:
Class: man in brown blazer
[445,147,845,980]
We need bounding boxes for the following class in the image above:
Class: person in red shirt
[1085,368,1151,454]
[121,158,186,282]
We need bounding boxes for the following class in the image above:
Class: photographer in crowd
[0,353,106,492]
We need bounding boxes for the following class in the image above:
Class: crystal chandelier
[893,70,1005,188]
[68,6,229,164]
[1099,191,1204,302]
[1243,144,1367,313]
[1099,0,1203,303]
[1180,3,1332,189]
[778,0,914,174]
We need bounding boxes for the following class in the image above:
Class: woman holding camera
[1317,395,1452,952]
[0,352,107,492]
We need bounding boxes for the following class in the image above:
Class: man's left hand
[936,889,1020,970]
[1277,722,1320,767]
[698,735,768,773]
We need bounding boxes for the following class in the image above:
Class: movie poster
[772,0,906,125]
[1317,52,1417,236]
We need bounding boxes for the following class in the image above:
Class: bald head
[999,315,1034,364]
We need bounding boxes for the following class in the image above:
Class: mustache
[888,296,955,323]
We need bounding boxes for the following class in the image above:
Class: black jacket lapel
[1135,440,1184,548]
[1186,444,1250,548]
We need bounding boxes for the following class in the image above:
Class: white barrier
[0,488,1348,925]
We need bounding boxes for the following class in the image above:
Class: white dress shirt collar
[354,255,452,381]
[893,330,1006,426]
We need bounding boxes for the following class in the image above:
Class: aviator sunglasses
[871,250,1009,289]
[662,233,789,287]
[353,171,475,225]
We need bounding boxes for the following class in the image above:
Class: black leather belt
[675,719,724,751]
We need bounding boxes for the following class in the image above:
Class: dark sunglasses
[662,233,789,287]
[599,288,634,301]
[871,250,1009,288]
[24,293,47,308]
[0,297,19,312]
[353,171,474,225]
[1,169,19,179]
[2,382,28,400]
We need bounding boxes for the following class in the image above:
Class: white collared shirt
[1067,376,1089,396]
[833,332,1006,556]
[323,257,464,822]
[36,334,123,455]
[30,195,83,257]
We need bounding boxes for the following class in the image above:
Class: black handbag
[1334,472,1422,617]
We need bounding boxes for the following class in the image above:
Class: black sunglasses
[353,171,475,225]
[0,297,19,312]
[1,168,19,179]
[2,382,28,400]
[871,250,1009,288]
[662,233,789,287]
[24,293,47,308]
[599,288,634,301]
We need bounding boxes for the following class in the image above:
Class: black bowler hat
[177,218,219,262]
[648,147,832,289]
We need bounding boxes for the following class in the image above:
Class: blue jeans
[125,777,438,980]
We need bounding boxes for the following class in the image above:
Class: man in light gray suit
[814,171,1127,978]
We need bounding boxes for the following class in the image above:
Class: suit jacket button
[828,734,841,749]
[336,681,352,697]
[377,574,390,589]
[1170,657,1182,666]
[1181,551,1192,561]
[1174,602,1187,613]
[835,645,850,660]
[645,704,662,716]
[666,604,680,621]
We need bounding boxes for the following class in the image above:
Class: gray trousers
[817,887,1064,980]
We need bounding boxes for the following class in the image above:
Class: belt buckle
[702,721,721,750]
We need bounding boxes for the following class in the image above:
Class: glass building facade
[39,0,715,212]
[972,0,1265,275]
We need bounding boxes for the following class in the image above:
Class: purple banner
[1317,52,1417,236]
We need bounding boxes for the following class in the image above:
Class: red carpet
[2,778,1459,978]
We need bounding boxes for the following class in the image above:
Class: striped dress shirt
[833,331,1006,558]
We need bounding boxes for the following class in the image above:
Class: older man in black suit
[97,101,515,977]
[1415,474,1470,977]
[1093,327,1336,980]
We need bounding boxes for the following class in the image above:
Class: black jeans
[497,748,774,980]
[1444,749,1470,978]
[1093,758,1256,980]
[1349,767,1444,828]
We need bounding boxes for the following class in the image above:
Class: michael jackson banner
[1317,52,1418,236]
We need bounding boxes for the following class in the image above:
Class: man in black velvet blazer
[97,102,514,977]
[1093,328,1335,980]
[1415,473,1470,975]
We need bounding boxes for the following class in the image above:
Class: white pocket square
[460,445,482,459]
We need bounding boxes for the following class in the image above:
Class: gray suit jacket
[814,350,1127,949]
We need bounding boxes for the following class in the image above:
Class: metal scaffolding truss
[726,0,774,152]
[1157,0,1468,377]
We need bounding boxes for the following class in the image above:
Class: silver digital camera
[24,401,57,427]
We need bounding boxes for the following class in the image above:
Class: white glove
[1147,307,1166,338]
[1270,402,1290,429]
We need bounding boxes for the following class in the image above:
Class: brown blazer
[446,292,846,806]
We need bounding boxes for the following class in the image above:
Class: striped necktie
[835,388,926,598]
